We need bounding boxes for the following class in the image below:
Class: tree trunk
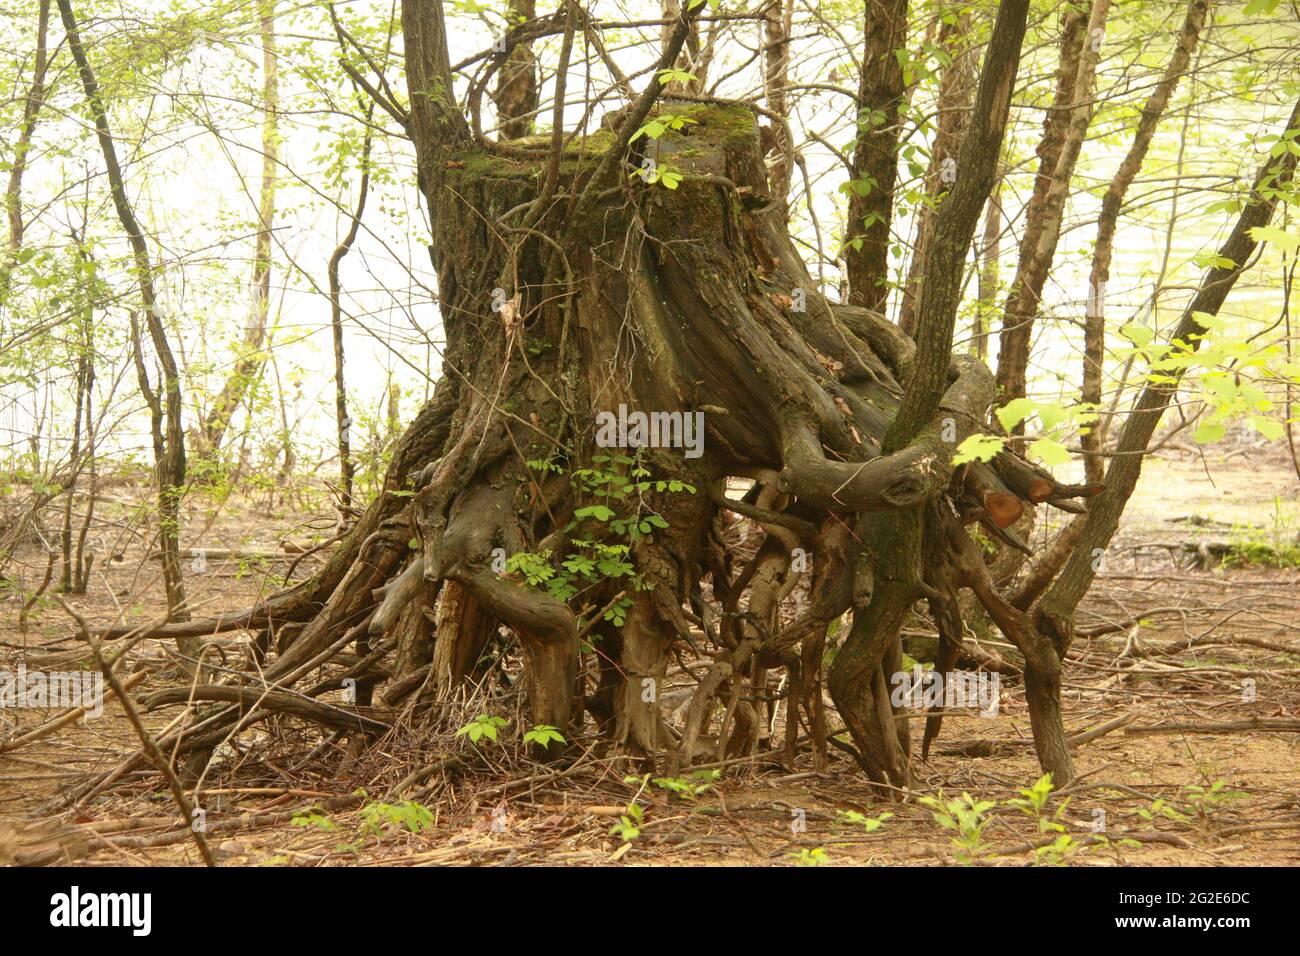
[1081,0,1207,483]
[827,0,1030,793]
[995,0,1109,410]
[1038,97,1300,651]
[327,123,372,514]
[138,1,1098,789]
[762,0,794,221]
[897,9,975,334]
[844,0,910,311]
[973,178,1002,359]
[199,0,279,453]
[3,0,50,297]
[492,0,538,139]
[58,0,189,625]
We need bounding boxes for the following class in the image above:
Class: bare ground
[2,448,1297,867]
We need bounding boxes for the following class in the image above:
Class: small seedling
[456,713,508,745]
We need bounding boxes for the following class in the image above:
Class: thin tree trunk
[328,126,372,514]
[200,0,279,452]
[60,257,92,593]
[763,0,794,221]
[2,0,51,300]
[386,379,401,442]
[995,0,1109,410]
[57,0,189,623]
[974,178,1002,359]
[493,0,537,138]
[897,9,975,334]
[1038,98,1300,648]
[828,0,1030,794]
[1081,0,1208,483]
[73,361,96,595]
[844,0,909,311]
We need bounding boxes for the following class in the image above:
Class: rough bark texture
[995,0,1108,409]
[897,9,975,335]
[826,0,1032,792]
[492,0,538,139]
[763,0,794,221]
[1081,0,1207,483]
[91,2,1115,800]
[844,0,909,311]
[58,0,189,624]
[200,0,279,453]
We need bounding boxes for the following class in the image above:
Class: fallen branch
[0,668,149,754]
[57,598,217,867]
[139,685,392,734]
[1123,717,1300,736]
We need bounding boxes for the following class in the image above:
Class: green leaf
[1036,402,1069,432]
[952,434,1004,466]
[1244,0,1281,15]
[1248,227,1299,252]
[1190,311,1227,333]
[1194,419,1226,444]
[1028,437,1071,467]
[657,67,697,86]
[523,724,567,747]
[995,398,1038,432]
[1119,321,1154,348]
[1249,416,1284,440]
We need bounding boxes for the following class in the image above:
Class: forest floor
[2,445,1298,867]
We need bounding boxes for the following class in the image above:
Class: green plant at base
[917,791,997,865]
[358,799,435,839]
[1007,773,1079,866]
[456,713,508,745]
[290,808,337,831]
[836,809,893,832]
[1182,780,1247,824]
[646,768,721,801]
[510,453,695,626]
[1137,797,1192,826]
[789,847,828,866]
[609,802,644,843]
[523,724,566,748]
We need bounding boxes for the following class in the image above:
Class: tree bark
[1081,0,1207,483]
[57,0,189,624]
[828,0,1031,794]
[844,0,909,310]
[139,1,1097,790]
[763,0,794,221]
[200,0,279,453]
[994,0,1109,410]
[3,0,51,293]
[492,0,538,139]
[974,178,1002,359]
[897,9,975,334]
